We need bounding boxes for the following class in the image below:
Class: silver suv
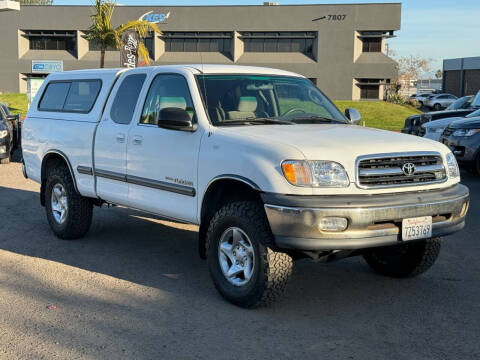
[426,94,458,111]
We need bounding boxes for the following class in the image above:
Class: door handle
[116,133,125,143]
[132,135,143,145]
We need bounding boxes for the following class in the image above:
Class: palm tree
[85,0,160,68]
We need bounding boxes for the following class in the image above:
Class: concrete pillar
[352,78,360,100]
[353,31,362,62]
[154,33,164,61]
[18,30,29,58]
[77,31,89,59]
[233,31,243,63]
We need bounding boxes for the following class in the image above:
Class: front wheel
[45,165,93,239]
[434,103,442,111]
[363,238,441,278]
[206,201,293,308]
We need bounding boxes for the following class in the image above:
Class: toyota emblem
[402,163,416,176]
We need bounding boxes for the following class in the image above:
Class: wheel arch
[40,150,78,206]
[198,175,263,259]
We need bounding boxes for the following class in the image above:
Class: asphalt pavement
[0,159,479,360]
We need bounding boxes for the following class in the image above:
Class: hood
[423,117,463,129]
[217,124,448,162]
[449,116,480,129]
[428,109,472,120]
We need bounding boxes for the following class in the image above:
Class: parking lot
[0,157,479,360]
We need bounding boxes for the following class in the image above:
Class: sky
[52,0,480,73]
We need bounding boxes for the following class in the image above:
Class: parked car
[423,107,480,141]
[402,93,479,136]
[22,65,469,308]
[440,116,480,175]
[0,103,16,164]
[425,94,458,110]
[414,93,432,107]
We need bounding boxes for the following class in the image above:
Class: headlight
[445,152,459,178]
[282,160,350,187]
[0,130,8,138]
[452,129,480,137]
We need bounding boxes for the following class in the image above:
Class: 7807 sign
[313,14,347,22]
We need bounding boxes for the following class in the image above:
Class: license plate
[402,216,432,241]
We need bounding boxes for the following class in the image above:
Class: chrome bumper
[262,184,469,251]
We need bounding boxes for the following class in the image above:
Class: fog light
[318,217,348,232]
[0,146,6,154]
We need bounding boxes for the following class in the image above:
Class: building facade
[443,56,480,97]
[0,3,401,100]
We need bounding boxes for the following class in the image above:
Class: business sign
[139,10,170,24]
[120,30,140,68]
[32,60,63,74]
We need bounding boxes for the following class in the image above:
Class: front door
[94,72,148,205]
[127,73,203,223]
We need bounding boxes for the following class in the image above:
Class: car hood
[423,117,464,129]
[217,124,448,161]
[449,116,480,129]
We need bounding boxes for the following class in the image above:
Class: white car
[22,65,469,307]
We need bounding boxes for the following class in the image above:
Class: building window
[144,33,155,59]
[25,30,77,53]
[357,79,382,99]
[88,41,117,52]
[240,32,316,57]
[162,32,233,54]
[362,37,382,52]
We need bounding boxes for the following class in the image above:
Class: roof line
[19,3,401,7]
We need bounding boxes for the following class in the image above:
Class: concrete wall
[0,3,401,99]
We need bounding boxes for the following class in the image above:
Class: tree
[435,69,443,79]
[84,0,160,68]
[18,0,53,4]
[396,55,433,83]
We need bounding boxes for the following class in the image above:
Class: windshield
[447,96,472,110]
[197,75,346,125]
[466,108,480,118]
[472,91,480,108]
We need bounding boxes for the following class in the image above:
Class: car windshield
[466,108,480,118]
[446,96,472,110]
[197,75,347,126]
[471,91,480,108]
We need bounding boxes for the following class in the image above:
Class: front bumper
[262,184,469,251]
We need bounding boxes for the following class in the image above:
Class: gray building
[0,3,401,100]
[443,56,480,97]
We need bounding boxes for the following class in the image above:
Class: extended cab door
[94,71,148,205]
[126,72,203,223]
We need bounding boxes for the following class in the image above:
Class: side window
[110,74,147,125]
[39,82,71,111]
[63,80,102,113]
[140,74,195,125]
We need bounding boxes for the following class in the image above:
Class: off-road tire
[206,201,293,308]
[364,238,441,278]
[0,154,10,164]
[45,165,93,240]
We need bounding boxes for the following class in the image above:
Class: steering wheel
[281,108,306,117]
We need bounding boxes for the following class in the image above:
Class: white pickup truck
[22,65,469,308]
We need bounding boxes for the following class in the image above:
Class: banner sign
[120,30,140,68]
[32,60,63,74]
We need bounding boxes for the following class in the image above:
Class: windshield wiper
[220,117,295,125]
[289,115,336,123]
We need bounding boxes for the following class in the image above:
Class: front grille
[357,153,446,188]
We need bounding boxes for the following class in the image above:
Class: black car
[0,103,19,164]
[402,95,477,136]
[440,116,480,175]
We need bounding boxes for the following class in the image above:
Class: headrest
[158,97,187,110]
[237,96,257,112]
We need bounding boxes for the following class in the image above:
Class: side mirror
[345,108,361,125]
[157,107,196,132]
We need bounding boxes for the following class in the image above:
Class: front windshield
[466,108,480,118]
[472,91,480,108]
[197,75,346,125]
[446,96,471,110]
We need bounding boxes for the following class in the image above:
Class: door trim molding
[87,167,196,197]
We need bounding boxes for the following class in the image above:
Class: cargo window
[39,82,71,111]
[39,79,102,113]
[63,80,102,113]
[110,74,147,125]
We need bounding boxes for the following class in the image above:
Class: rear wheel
[206,201,293,308]
[45,165,93,239]
[434,103,441,111]
[363,238,441,278]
